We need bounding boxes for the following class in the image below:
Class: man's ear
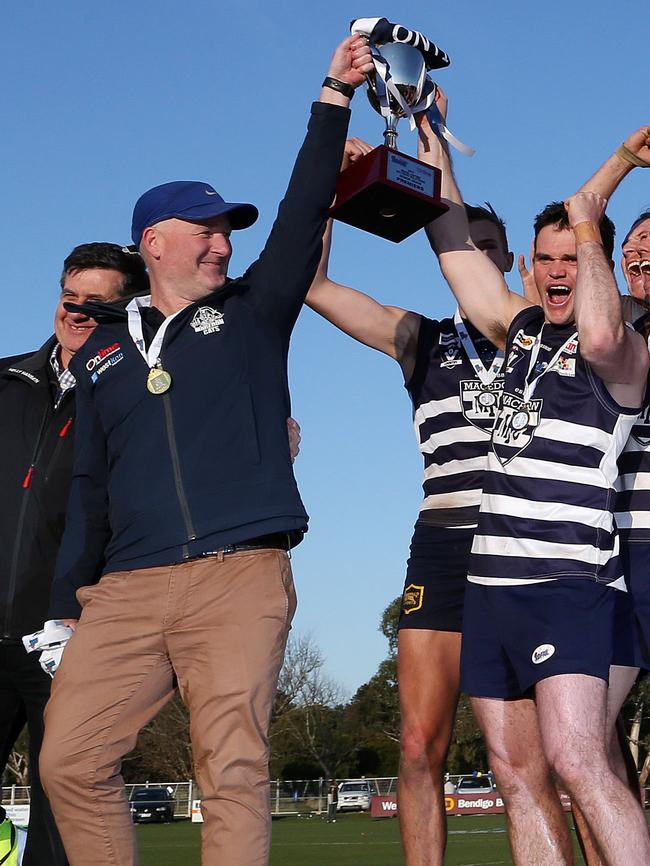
[504,251,514,274]
[141,225,162,261]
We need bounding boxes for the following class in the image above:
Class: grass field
[136,812,594,865]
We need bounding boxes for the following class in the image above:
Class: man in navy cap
[40,35,372,866]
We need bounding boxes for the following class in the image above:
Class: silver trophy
[366,42,430,149]
[329,36,447,242]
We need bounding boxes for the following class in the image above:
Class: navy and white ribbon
[350,18,450,70]
[454,309,504,384]
[351,17,475,156]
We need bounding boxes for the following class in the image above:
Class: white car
[455,773,494,795]
[337,780,374,811]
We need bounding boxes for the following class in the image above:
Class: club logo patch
[190,307,224,335]
[492,392,543,465]
[402,583,424,615]
[439,337,462,369]
[460,380,504,433]
[532,643,555,664]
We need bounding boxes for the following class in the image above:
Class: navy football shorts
[619,541,650,669]
[398,522,474,633]
[460,578,617,699]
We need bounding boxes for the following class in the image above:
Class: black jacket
[50,101,350,619]
[0,338,75,638]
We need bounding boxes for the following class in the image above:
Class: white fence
[1,780,194,820]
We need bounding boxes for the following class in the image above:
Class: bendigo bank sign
[370,792,571,818]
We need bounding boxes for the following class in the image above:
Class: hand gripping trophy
[330,17,473,242]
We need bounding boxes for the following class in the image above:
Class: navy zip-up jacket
[50,101,350,619]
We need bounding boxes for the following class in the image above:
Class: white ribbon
[126,295,181,369]
[23,619,74,678]
[454,309,504,384]
[369,49,475,157]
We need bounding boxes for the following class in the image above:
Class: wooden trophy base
[329,145,448,243]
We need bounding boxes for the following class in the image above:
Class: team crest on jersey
[190,307,224,335]
[492,392,543,465]
[402,583,424,615]
[460,380,504,432]
[440,334,463,368]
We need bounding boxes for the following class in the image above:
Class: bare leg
[471,695,573,866]
[607,666,640,785]
[568,666,640,866]
[537,674,650,866]
[397,629,461,866]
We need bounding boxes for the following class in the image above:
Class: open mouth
[66,321,93,332]
[627,259,650,278]
[546,285,572,306]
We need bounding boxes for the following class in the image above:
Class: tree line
[4,599,650,786]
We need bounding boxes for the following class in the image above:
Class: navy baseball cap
[131,180,259,245]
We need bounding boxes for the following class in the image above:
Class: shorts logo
[532,643,555,664]
[460,379,504,433]
[402,583,424,615]
[190,307,224,335]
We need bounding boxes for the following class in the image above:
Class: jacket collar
[63,281,237,323]
[1,335,59,387]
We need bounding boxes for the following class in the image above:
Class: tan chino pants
[40,549,296,866]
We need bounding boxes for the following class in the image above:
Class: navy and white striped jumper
[468,306,639,589]
[408,314,503,529]
[615,312,650,542]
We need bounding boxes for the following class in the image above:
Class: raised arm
[305,139,420,377]
[568,191,649,403]
[244,36,373,335]
[580,126,650,199]
[417,115,529,349]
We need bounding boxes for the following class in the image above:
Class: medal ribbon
[523,326,578,400]
[126,296,182,369]
[454,309,504,385]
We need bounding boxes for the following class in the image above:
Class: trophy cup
[330,40,448,243]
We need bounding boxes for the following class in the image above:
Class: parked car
[130,787,176,823]
[337,779,375,812]
[455,773,494,795]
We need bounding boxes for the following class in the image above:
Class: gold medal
[146,367,172,395]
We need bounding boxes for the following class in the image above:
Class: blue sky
[2,1,647,694]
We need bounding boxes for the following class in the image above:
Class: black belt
[207,532,291,557]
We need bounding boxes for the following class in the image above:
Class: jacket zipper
[4,406,51,637]
[161,392,196,556]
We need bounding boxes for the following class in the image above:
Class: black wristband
[322,76,355,99]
